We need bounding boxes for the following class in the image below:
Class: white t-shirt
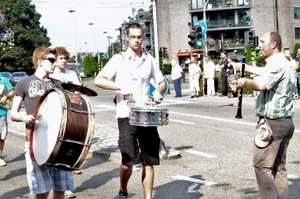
[99,51,164,118]
[50,68,81,85]
[204,60,215,79]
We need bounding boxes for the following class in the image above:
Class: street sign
[198,20,207,36]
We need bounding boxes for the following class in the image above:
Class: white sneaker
[0,158,6,166]
[65,190,76,198]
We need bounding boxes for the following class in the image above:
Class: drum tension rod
[63,107,95,115]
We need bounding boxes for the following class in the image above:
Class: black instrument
[61,83,98,96]
[235,52,246,119]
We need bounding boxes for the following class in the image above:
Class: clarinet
[235,52,246,119]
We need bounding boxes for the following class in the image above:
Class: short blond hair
[32,47,56,69]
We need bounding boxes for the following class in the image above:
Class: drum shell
[29,89,95,171]
[129,107,169,127]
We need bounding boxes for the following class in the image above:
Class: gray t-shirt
[15,74,59,115]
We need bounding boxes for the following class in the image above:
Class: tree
[0,0,51,73]
[83,55,97,77]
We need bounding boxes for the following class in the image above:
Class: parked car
[11,71,28,86]
[0,72,14,85]
[79,68,86,78]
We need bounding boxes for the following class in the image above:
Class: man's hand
[120,87,132,100]
[152,90,163,104]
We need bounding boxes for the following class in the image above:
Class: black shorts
[117,117,160,166]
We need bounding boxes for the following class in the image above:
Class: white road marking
[171,175,217,185]
[170,111,257,127]
[169,119,194,125]
[287,174,299,179]
[185,149,217,158]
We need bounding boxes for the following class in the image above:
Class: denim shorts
[24,142,74,195]
[118,117,160,166]
[0,115,8,140]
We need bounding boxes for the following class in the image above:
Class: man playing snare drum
[94,22,167,199]
[10,47,74,199]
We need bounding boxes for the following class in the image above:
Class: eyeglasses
[45,57,56,64]
[128,35,143,41]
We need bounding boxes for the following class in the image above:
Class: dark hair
[126,23,144,35]
[220,51,227,55]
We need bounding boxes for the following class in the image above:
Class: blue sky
[32,0,152,55]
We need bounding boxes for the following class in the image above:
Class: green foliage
[293,43,300,54]
[0,0,51,71]
[83,55,97,77]
[163,63,171,75]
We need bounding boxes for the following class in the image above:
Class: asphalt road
[1,80,300,199]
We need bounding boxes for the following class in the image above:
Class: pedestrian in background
[203,56,215,96]
[237,31,295,199]
[219,51,228,97]
[94,22,167,199]
[50,46,82,199]
[188,57,201,98]
[171,60,183,98]
[0,74,14,166]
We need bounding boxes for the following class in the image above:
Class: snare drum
[129,107,169,127]
[29,88,95,171]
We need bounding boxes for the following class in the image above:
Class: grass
[82,76,95,82]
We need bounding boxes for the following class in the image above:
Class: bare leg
[120,164,133,192]
[34,192,50,199]
[142,165,154,199]
[0,139,4,157]
[52,191,65,199]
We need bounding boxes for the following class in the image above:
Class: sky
[32,0,152,55]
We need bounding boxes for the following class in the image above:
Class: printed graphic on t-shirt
[28,80,53,97]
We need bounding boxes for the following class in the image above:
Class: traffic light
[159,48,162,57]
[188,31,196,47]
[249,30,255,48]
[254,36,259,47]
[195,26,203,48]
[100,52,105,59]
[162,47,167,57]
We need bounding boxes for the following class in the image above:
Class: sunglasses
[46,57,56,64]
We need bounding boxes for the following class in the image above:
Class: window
[294,7,300,19]
[295,28,300,39]
[190,0,203,10]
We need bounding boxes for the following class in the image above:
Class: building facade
[156,0,300,63]
[117,0,300,64]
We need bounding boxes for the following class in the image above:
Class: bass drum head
[31,90,63,166]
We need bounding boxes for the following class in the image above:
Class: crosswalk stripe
[171,175,217,185]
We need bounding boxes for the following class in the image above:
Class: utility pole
[151,0,159,65]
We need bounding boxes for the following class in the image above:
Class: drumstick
[25,114,42,129]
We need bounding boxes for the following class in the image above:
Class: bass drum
[29,88,95,171]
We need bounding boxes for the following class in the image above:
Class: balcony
[206,37,245,51]
[206,19,251,30]
[189,0,251,11]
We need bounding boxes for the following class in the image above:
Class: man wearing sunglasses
[10,47,75,199]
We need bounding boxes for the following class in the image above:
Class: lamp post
[151,0,159,65]
[89,23,95,56]
[107,36,113,58]
[103,31,108,58]
[69,10,78,63]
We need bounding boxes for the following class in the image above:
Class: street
[1,80,300,199]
